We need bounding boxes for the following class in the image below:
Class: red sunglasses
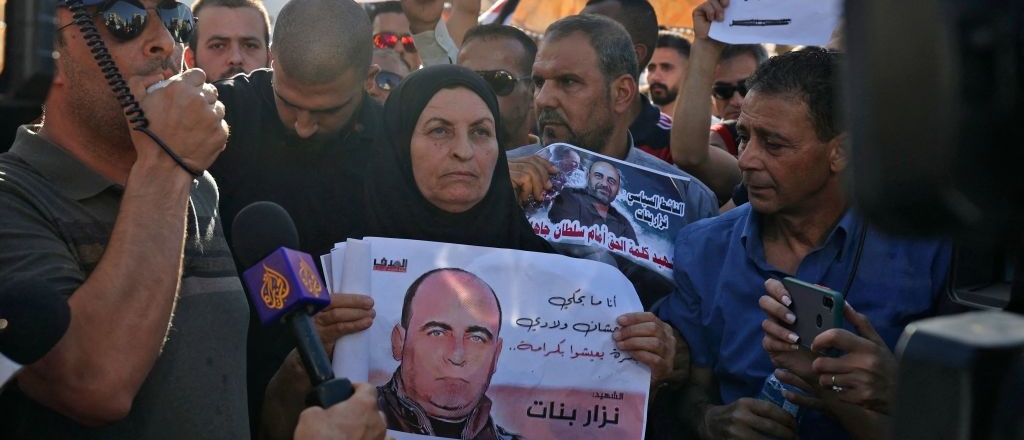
[373,32,417,53]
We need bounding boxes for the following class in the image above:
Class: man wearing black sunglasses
[0,0,251,438]
[366,49,410,104]
[458,24,538,150]
[710,44,766,121]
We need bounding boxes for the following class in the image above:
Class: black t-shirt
[210,68,383,436]
[211,68,382,258]
[630,94,674,164]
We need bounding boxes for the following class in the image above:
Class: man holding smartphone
[655,1,952,439]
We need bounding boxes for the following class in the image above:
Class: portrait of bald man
[378,268,520,440]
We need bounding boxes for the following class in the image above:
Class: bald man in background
[205,0,383,435]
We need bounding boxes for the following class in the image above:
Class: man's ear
[265,46,273,68]
[829,133,849,173]
[391,324,405,361]
[184,46,196,69]
[611,74,637,115]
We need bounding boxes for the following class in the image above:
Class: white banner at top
[709,0,842,46]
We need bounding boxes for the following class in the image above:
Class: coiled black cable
[64,0,201,178]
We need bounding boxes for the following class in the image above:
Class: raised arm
[445,0,481,47]
[670,0,739,203]
[403,0,460,65]
[12,70,228,426]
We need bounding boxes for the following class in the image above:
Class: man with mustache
[580,0,676,165]
[647,31,690,117]
[378,268,519,440]
[508,14,717,228]
[658,4,951,440]
[508,12,716,322]
[184,0,272,81]
[0,0,249,437]
[549,160,637,243]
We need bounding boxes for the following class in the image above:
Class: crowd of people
[0,0,958,439]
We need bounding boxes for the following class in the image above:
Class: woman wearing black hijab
[363,64,552,253]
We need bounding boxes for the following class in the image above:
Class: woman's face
[410,87,500,213]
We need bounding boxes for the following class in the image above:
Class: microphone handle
[288,310,354,407]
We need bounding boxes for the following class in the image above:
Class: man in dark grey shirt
[0,1,249,437]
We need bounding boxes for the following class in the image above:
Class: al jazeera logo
[299,259,324,298]
[259,260,324,309]
[259,265,290,309]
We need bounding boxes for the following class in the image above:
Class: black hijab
[363,64,552,253]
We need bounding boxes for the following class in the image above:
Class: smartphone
[781,277,844,350]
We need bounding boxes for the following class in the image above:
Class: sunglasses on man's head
[59,0,196,44]
[476,70,531,97]
[712,80,749,100]
[373,32,417,53]
[374,71,403,91]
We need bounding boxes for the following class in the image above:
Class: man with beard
[508,13,715,311]
[378,268,519,440]
[507,14,716,227]
[647,31,690,117]
[580,0,677,165]
[206,0,384,434]
[184,0,271,82]
[548,160,638,243]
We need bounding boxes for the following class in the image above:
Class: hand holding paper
[707,0,842,46]
[613,312,677,384]
[315,294,375,358]
[692,0,729,45]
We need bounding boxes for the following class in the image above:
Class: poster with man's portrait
[522,143,691,286]
[329,237,650,440]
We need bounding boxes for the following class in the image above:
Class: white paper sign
[709,0,842,46]
[332,237,651,440]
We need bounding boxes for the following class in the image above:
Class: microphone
[0,277,71,365]
[231,201,353,407]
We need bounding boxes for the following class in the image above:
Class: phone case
[781,277,844,350]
